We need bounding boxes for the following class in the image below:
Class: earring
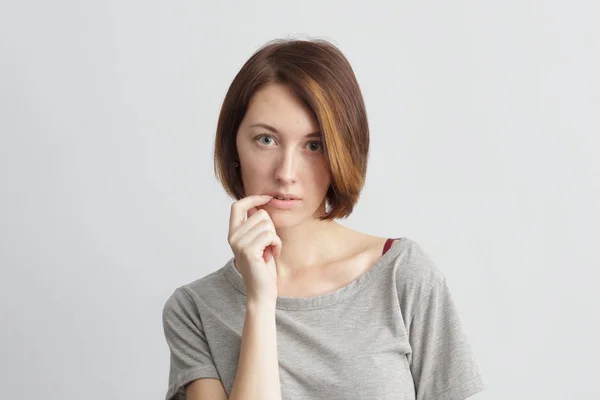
[234,161,239,168]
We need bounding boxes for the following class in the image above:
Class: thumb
[263,245,273,263]
[247,207,258,219]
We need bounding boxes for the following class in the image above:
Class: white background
[1,1,598,399]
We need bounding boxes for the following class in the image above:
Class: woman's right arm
[228,298,281,400]
[186,195,283,400]
[185,299,280,400]
[226,195,283,399]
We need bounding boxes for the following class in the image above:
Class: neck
[273,218,349,279]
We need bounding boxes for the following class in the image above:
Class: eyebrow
[249,123,322,139]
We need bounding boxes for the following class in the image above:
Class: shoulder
[385,237,451,320]
[391,237,447,288]
[163,258,235,314]
[350,232,446,290]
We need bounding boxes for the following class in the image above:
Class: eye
[307,141,323,152]
[256,135,275,146]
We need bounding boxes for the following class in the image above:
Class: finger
[237,229,281,264]
[250,231,282,262]
[274,243,281,259]
[266,243,282,262]
[229,195,273,234]
[248,207,258,219]
[235,218,276,251]
[263,246,273,263]
[231,210,275,243]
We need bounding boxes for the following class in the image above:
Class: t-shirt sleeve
[162,286,220,400]
[407,277,486,400]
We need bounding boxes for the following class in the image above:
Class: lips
[269,193,299,200]
[267,196,299,209]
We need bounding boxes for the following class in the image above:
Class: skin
[183,82,399,398]
[235,82,390,292]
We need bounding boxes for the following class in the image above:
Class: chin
[267,211,306,230]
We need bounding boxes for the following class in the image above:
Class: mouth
[267,196,300,209]
[269,193,300,201]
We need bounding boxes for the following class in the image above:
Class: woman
[162,38,486,400]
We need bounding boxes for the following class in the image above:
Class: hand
[227,195,282,304]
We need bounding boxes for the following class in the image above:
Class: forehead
[242,83,319,135]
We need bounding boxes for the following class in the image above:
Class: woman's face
[236,83,332,228]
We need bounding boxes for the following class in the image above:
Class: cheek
[240,157,269,186]
[244,156,269,175]
[238,145,260,167]
[308,162,332,191]
[319,174,332,193]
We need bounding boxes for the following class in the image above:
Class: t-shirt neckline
[223,237,406,310]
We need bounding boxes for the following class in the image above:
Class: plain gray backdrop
[1,1,598,399]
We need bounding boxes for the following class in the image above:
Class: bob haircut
[213,38,370,221]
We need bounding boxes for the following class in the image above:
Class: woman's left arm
[407,276,487,400]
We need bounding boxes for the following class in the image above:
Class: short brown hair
[213,38,370,221]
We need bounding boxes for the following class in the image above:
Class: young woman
[162,38,486,400]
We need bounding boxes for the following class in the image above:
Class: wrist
[246,297,277,311]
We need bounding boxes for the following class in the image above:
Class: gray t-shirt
[162,237,486,400]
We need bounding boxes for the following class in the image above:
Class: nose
[274,148,298,184]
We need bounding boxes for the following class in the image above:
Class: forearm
[229,299,282,400]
